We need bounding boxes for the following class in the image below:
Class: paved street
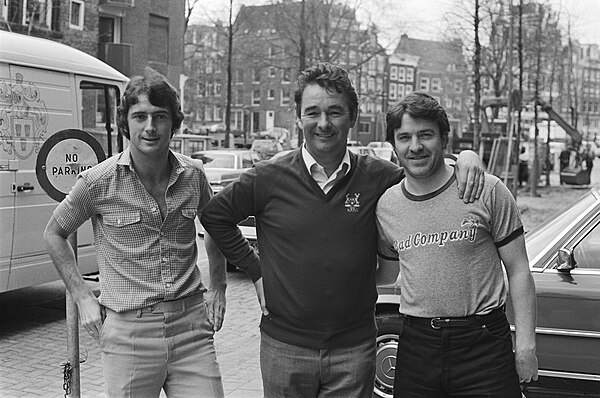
[0,237,263,398]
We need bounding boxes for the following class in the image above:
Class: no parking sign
[36,129,106,202]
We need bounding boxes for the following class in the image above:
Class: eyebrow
[397,128,435,134]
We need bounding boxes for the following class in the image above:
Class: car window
[572,219,600,269]
[241,154,254,168]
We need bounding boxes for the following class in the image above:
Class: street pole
[66,233,80,398]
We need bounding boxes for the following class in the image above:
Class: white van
[0,31,128,293]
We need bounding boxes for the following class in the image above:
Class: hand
[77,295,102,343]
[455,150,485,203]
[205,288,226,332]
[253,278,269,316]
[515,348,538,383]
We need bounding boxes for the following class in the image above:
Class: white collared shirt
[302,145,351,194]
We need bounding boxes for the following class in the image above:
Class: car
[367,141,399,164]
[191,149,261,192]
[374,187,600,398]
[348,145,377,157]
[250,139,284,160]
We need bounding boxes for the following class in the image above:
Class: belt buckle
[431,317,443,329]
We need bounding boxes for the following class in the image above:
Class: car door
[532,213,600,379]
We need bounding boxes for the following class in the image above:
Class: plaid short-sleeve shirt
[53,148,212,312]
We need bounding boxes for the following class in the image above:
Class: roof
[394,34,465,72]
[0,31,128,83]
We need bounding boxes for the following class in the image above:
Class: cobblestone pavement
[0,241,263,398]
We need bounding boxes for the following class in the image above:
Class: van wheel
[374,312,402,398]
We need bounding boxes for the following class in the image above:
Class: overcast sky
[190,0,600,52]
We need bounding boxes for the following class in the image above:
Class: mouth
[315,131,335,139]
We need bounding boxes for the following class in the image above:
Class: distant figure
[559,148,571,172]
[584,144,595,172]
[519,146,529,187]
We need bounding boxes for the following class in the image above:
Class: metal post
[66,232,81,398]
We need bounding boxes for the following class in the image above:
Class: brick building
[1,0,184,88]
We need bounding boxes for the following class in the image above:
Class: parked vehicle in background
[374,187,600,398]
[169,133,213,156]
[348,146,377,157]
[191,150,260,192]
[251,139,284,160]
[0,31,128,293]
[368,141,398,164]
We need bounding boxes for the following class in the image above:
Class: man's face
[296,84,356,162]
[393,114,447,180]
[127,94,173,158]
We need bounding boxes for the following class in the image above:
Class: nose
[409,135,422,152]
[144,115,156,132]
[317,112,330,130]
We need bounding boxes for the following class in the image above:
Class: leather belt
[404,306,506,330]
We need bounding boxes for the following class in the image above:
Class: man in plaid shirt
[44,68,226,397]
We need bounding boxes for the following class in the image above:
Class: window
[214,105,222,121]
[359,122,371,133]
[454,80,463,93]
[235,69,244,84]
[267,89,275,100]
[282,68,291,83]
[235,89,243,106]
[253,68,261,83]
[389,83,397,101]
[445,98,453,109]
[69,0,84,30]
[432,78,441,92]
[390,66,398,81]
[420,77,430,91]
[406,68,414,83]
[398,67,406,82]
[268,67,276,78]
[398,84,405,99]
[280,89,290,106]
[252,89,261,106]
[568,221,600,269]
[148,14,169,64]
[214,80,222,96]
[405,85,413,95]
[454,98,462,110]
[268,46,275,58]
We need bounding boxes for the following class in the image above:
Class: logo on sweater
[345,193,360,212]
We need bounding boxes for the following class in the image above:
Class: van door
[0,61,17,291]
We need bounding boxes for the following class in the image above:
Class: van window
[80,82,121,157]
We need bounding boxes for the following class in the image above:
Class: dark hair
[117,67,185,139]
[386,92,450,147]
[294,62,359,121]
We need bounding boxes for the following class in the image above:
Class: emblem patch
[344,193,360,212]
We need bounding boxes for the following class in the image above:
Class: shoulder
[353,153,404,182]
[80,152,121,184]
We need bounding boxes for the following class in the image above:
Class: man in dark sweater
[201,63,484,397]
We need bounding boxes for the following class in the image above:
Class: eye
[303,112,319,118]
[396,135,410,142]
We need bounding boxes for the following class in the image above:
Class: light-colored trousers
[100,294,224,398]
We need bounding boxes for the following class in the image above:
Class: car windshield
[195,153,235,168]
[525,191,598,262]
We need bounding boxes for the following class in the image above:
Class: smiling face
[296,83,356,165]
[394,114,448,181]
[127,94,173,159]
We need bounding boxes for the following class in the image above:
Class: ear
[296,117,304,132]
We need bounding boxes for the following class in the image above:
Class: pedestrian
[201,62,485,397]
[44,68,226,398]
[559,147,571,172]
[518,145,529,186]
[376,92,538,397]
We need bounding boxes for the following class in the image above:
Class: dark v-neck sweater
[201,149,403,349]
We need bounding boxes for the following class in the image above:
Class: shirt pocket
[103,212,141,227]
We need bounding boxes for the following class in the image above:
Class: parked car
[374,187,600,398]
[368,141,399,164]
[251,139,284,160]
[191,149,260,192]
[348,145,377,157]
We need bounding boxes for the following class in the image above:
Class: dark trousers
[394,309,521,398]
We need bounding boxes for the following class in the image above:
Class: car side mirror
[556,248,577,272]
